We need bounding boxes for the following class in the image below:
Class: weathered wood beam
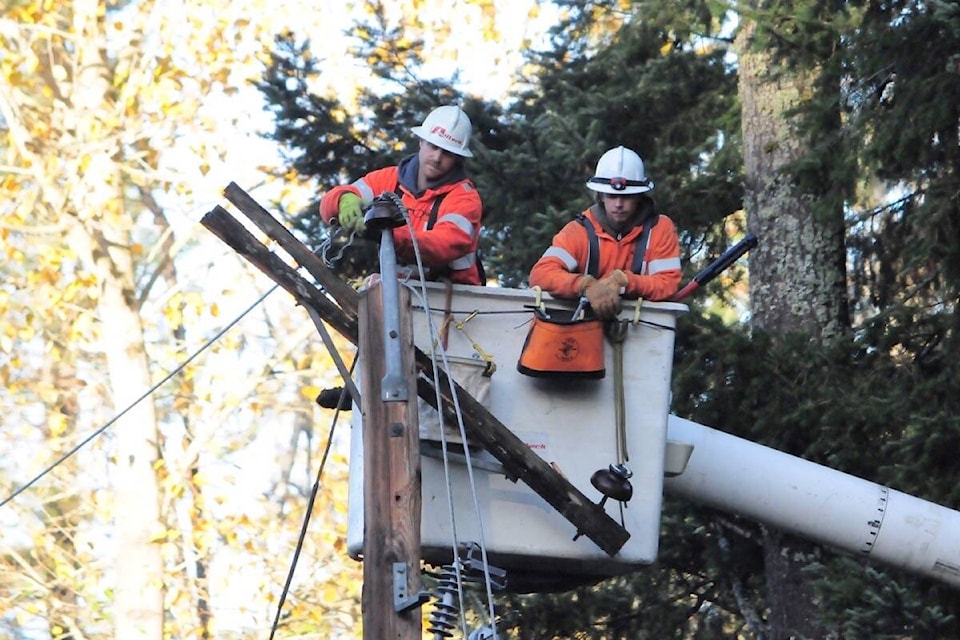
[222,182,360,316]
[360,287,423,639]
[200,205,358,343]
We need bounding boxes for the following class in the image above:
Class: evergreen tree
[255,0,960,637]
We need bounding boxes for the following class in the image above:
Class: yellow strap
[632,297,644,325]
[450,309,497,374]
[531,285,546,313]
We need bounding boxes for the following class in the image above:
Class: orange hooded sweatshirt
[529,205,681,302]
[319,153,483,285]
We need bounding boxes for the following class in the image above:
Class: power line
[0,284,279,509]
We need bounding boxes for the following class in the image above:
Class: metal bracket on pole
[392,562,431,613]
[363,192,410,404]
[378,229,408,402]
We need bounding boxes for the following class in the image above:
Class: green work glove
[337,193,364,232]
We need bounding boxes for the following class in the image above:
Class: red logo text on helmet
[428,126,465,148]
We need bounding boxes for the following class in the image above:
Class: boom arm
[665,415,960,588]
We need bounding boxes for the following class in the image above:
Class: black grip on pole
[672,233,759,302]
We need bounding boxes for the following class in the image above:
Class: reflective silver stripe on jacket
[398,250,477,276]
[448,252,476,271]
[541,247,578,272]
[352,178,375,202]
[647,256,682,274]
[433,212,476,238]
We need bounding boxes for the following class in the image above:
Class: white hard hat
[586,146,654,194]
[411,105,473,158]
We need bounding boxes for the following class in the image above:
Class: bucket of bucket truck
[346,282,687,589]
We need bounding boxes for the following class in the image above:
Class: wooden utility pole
[359,283,425,640]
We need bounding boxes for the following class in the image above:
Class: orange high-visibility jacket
[529,206,682,301]
[319,155,483,285]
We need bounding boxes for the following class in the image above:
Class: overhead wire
[402,213,501,639]
[268,374,353,640]
[1,256,364,635]
[0,283,279,510]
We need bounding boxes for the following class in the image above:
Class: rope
[435,309,496,369]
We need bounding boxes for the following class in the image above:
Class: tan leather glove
[581,270,627,319]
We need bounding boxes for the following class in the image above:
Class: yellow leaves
[300,384,321,400]
[162,291,220,329]
[47,411,68,437]
[171,393,192,414]
[5,243,26,265]
[321,583,340,604]
[190,468,208,487]
[148,528,173,543]
[17,323,36,342]
[163,300,183,328]
[67,310,98,344]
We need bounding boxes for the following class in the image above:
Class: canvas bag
[516,303,605,379]
[419,354,494,443]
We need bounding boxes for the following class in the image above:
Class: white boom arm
[665,415,960,588]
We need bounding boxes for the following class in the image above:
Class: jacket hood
[397,153,468,197]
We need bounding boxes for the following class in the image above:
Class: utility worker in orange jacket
[318,105,484,285]
[529,146,682,317]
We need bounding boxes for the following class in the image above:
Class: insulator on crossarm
[426,565,460,639]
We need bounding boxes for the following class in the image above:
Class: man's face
[602,193,640,230]
[418,140,459,181]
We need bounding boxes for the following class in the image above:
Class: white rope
[402,211,500,639]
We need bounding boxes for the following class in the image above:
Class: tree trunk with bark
[73,0,165,635]
[736,18,848,640]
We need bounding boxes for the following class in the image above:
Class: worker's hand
[582,274,623,319]
[599,269,628,291]
[336,193,365,232]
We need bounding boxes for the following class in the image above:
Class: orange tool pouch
[517,306,605,379]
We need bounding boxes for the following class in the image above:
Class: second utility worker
[318,105,484,285]
[529,145,682,317]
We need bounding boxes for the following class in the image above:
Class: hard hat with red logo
[586,146,654,195]
[411,105,473,158]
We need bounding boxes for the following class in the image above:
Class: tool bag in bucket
[517,300,605,379]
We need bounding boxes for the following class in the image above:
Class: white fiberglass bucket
[347,282,686,589]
